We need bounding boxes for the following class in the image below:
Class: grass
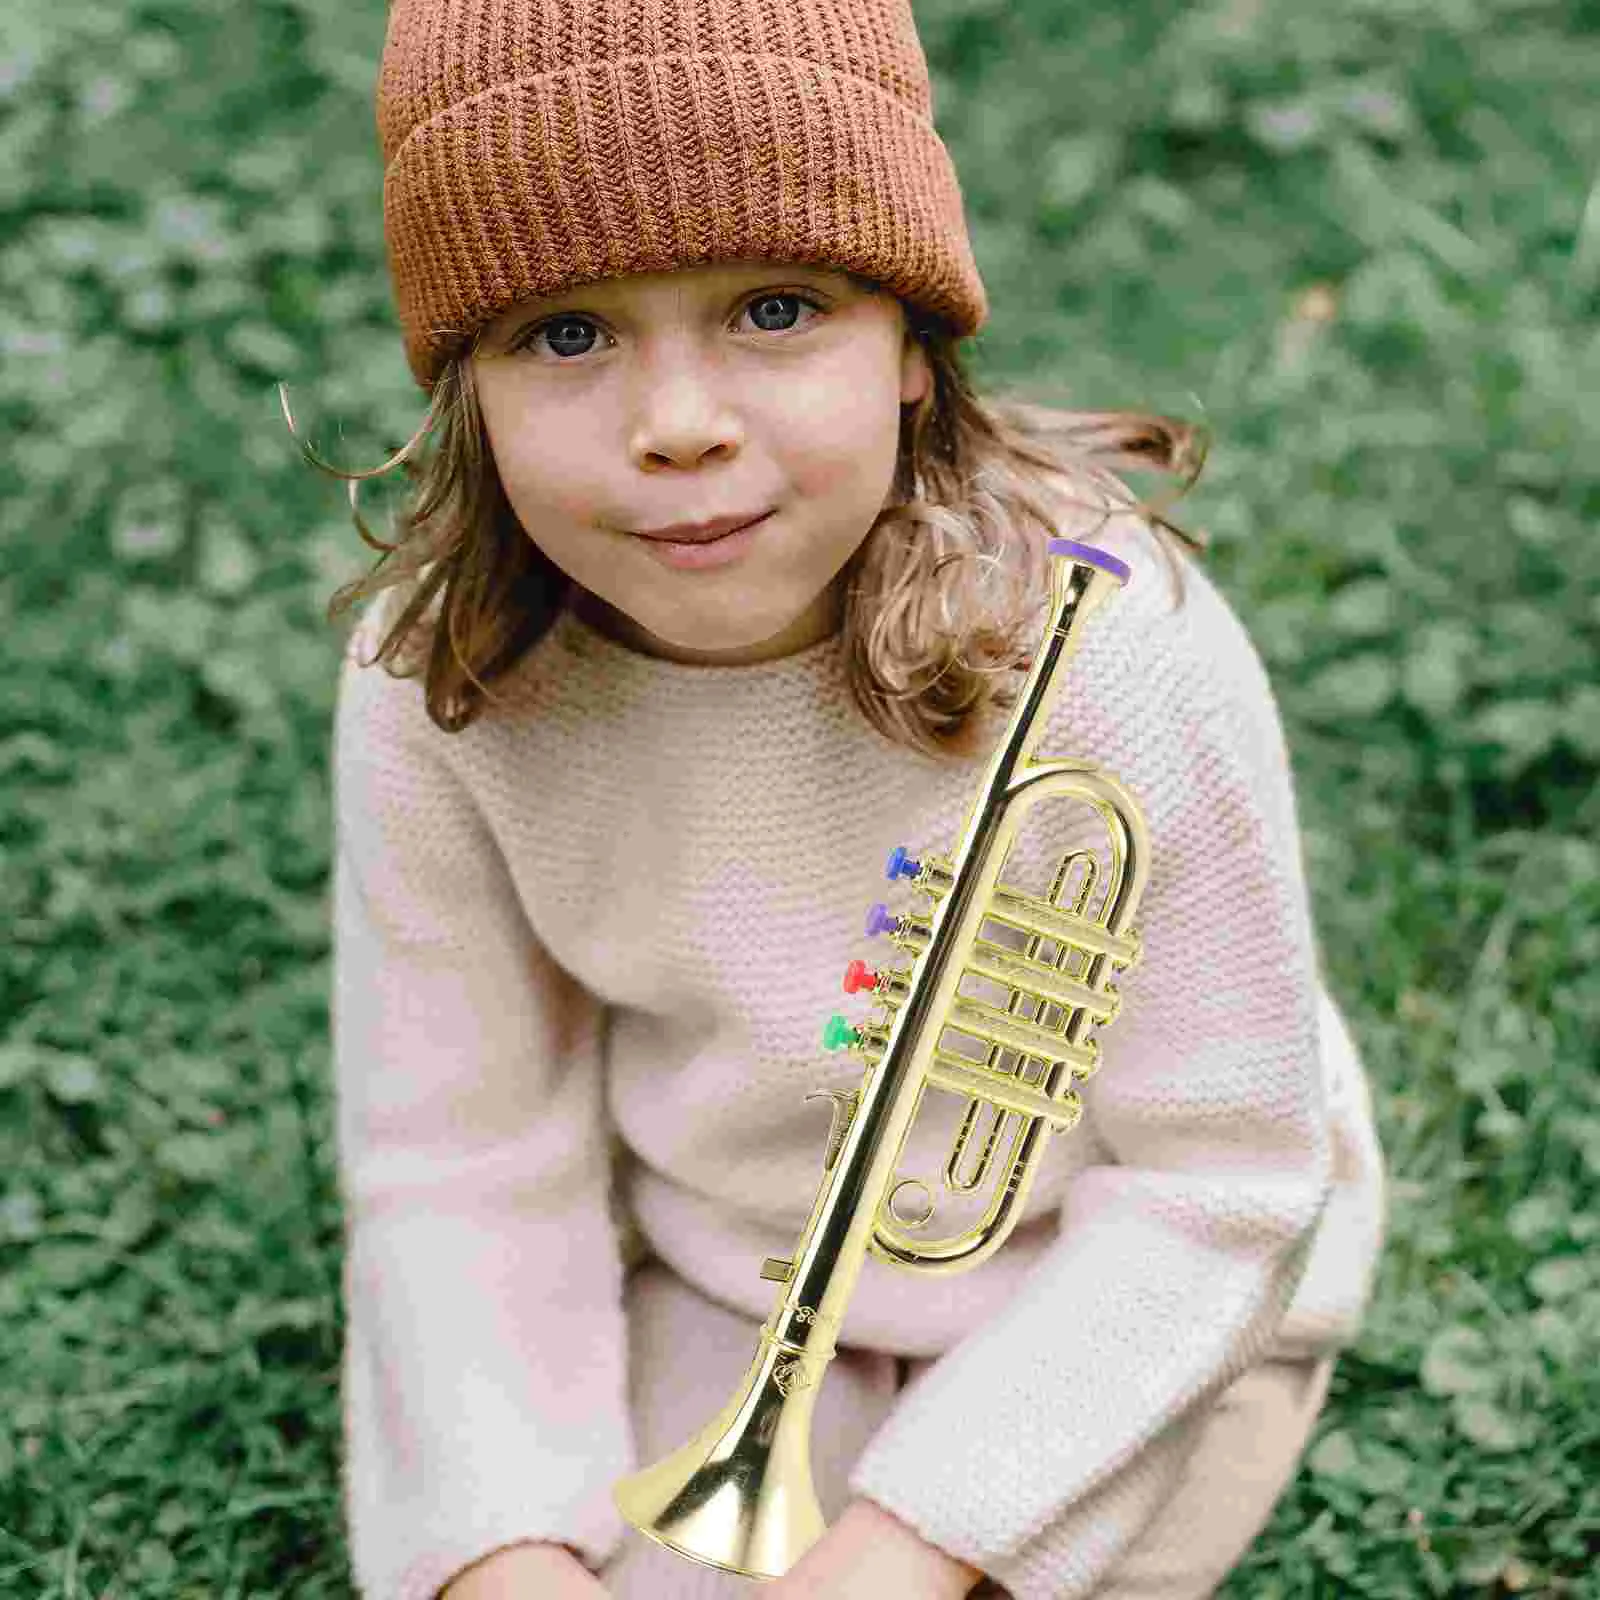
[2,0,1596,1593]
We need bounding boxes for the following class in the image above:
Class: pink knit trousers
[602,1262,1333,1600]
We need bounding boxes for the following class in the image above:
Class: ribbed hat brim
[382,52,987,387]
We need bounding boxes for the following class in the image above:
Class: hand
[440,1540,608,1599]
[766,1501,984,1600]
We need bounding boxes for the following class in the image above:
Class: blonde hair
[293,297,1208,760]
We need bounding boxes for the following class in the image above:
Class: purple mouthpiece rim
[1048,538,1131,586]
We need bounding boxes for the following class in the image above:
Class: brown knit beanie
[377,0,988,389]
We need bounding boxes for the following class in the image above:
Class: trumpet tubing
[613,539,1151,1579]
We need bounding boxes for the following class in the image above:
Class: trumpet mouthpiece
[1048,538,1130,584]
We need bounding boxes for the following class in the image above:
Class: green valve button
[822,1014,857,1052]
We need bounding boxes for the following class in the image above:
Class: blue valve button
[885,846,921,881]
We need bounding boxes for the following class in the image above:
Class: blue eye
[515,290,825,362]
[743,292,821,333]
[535,315,603,361]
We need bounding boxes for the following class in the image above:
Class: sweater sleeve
[846,594,1334,1600]
[330,632,632,1600]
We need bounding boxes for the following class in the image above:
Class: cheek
[774,362,903,490]
[478,386,600,524]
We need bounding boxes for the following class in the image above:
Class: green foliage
[1,0,1596,1593]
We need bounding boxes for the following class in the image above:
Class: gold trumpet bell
[612,1329,829,1579]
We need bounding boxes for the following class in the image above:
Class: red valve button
[843,960,878,994]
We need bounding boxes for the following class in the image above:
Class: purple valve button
[865,902,898,938]
[1048,538,1130,586]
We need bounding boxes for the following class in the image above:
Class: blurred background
[2,1,1596,1594]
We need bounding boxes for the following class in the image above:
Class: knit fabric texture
[329,512,1386,1599]
[376,0,989,387]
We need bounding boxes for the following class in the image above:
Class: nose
[628,349,744,471]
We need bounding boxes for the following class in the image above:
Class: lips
[633,511,772,544]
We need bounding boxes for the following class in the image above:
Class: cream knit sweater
[330,516,1386,1600]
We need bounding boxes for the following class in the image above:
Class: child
[315,1,1386,1596]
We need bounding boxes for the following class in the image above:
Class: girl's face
[472,260,930,665]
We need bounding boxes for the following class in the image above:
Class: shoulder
[1036,506,1298,822]
[331,588,524,932]
[334,585,459,795]
[333,582,576,832]
[1038,498,1273,702]
[340,579,437,676]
